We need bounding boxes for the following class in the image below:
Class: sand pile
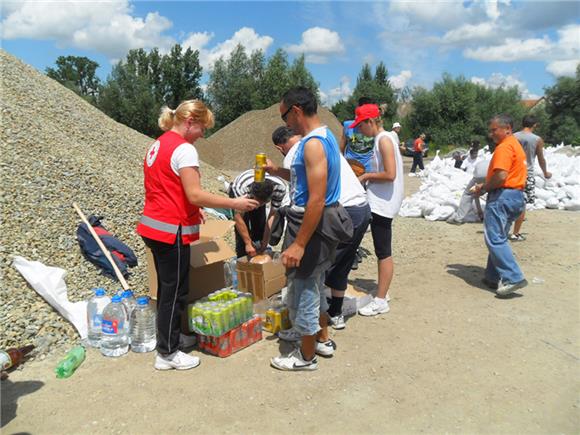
[200,104,343,171]
[0,50,224,355]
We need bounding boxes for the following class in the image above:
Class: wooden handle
[73,203,130,290]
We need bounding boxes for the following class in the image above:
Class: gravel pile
[200,103,343,171]
[0,50,227,358]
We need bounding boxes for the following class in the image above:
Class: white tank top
[367,131,405,218]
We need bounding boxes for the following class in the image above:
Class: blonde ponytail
[158,99,215,132]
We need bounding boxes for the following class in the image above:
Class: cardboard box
[146,220,236,302]
[236,256,286,301]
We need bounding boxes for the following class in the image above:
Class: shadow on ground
[446,263,523,299]
[1,378,44,428]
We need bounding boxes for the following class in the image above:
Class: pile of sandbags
[400,145,580,221]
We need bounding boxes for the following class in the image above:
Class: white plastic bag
[13,256,88,339]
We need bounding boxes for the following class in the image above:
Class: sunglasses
[281,105,295,122]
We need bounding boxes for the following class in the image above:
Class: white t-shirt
[388,130,400,147]
[367,131,404,218]
[283,144,367,208]
[461,156,477,174]
[170,143,199,176]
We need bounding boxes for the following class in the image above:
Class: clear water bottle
[100,295,129,357]
[121,290,137,341]
[130,296,157,353]
[229,258,238,289]
[86,288,110,348]
[224,261,233,287]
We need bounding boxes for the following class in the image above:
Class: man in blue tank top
[270,87,353,371]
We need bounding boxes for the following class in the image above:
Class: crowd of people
[137,88,540,372]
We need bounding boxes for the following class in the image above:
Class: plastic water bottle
[224,261,233,287]
[229,258,238,289]
[121,290,137,319]
[100,295,129,357]
[130,297,157,353]
[86,288,110,348]
[55,346,85,378]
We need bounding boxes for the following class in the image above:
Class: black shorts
[370,212,393,260]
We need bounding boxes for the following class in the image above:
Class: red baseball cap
[349,104,380,129]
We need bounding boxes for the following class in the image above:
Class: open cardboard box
[146,220,236,303]
[236,255,286,301]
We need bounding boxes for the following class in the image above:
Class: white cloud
[286,27,344,64]
[464,36,553,62]
[546,60,579,77]
[440,22,503,45]
[389,70,412,90]
[1,0,175,58]
[182,27,273,70]
[470,73,539,99]
[464,24,580,76]
[321,76,352,106]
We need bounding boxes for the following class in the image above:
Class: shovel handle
[73,203,130,290]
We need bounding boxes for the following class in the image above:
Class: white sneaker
[315,339,336,357]
[154,351,200,371]
[278,328,301,342]
[497,279,528,297]
[386,293,391,302]
[358,298,390,317]
[271,349,318,371]
[329,315,346,330]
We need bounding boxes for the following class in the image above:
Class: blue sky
[2,1,579,106]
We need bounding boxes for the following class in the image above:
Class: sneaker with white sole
[497,279,528,297]
[270,349,318,371]
[154,351,200,371]
[329,315,346,330]
[315,339,336,357]
[358,298,390,317]
[278,328,301,342]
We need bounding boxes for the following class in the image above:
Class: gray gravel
[0,50,227,358]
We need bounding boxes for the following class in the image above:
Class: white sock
[375,296,387,304]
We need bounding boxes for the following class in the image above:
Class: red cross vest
[137,131,201,244]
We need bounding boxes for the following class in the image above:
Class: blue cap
[137,296,149,305]
[121,290,134,298]
[94,288,106,297]
[111,295,122,303]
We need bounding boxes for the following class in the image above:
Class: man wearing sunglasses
[270,87,353,372]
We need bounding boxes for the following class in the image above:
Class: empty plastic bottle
[229,258,238,289]
[130,296,157,353]
[100,295,129,357]
[121,290,137,341]
[86,288,111,348]
[55,346,85,378]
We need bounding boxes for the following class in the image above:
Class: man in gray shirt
[511,114,552,241]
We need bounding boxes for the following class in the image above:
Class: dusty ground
[2,157,579,434]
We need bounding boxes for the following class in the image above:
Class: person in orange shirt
[410,133,426,173]
[473,114,528,297]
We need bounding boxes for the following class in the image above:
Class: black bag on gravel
[76,215,138,279]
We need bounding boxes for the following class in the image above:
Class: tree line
[46,49,579,145]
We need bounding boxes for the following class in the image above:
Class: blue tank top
[343,120,375,172]
[290,126,341,207]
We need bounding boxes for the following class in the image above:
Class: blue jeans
[286,273,328,336]
[484,189,526,284]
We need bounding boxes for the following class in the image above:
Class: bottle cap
[137,296,149,305]
[111,295,122,303]
[94,288,106,297]
[121,290,134,298]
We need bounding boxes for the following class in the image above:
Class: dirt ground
[2,157,579,434]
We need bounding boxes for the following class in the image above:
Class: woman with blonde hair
[137,100,258,370]
[349,104,404,316]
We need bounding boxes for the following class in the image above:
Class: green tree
[46,56,101,103]
[288,55,319,99]
[543,66,580,145]
[258,49,291,107]
[98,44,204,137]
[331,62,397,124]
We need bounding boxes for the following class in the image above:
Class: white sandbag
[534,176,545,189]
[425,205,455,221]
[545,197,560,209]
[535,188,556,201]
[563,199,580,211]
[13,256,88,339]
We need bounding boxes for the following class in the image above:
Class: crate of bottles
[187,289,253,336]
[198,316,263,358]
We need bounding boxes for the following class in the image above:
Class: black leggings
[370,213,393,260]
[142,233,190,355]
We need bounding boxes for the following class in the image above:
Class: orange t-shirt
[413,138,424,152]
[486,135,527,189]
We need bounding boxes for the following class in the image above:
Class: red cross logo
[146,141,160,167]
